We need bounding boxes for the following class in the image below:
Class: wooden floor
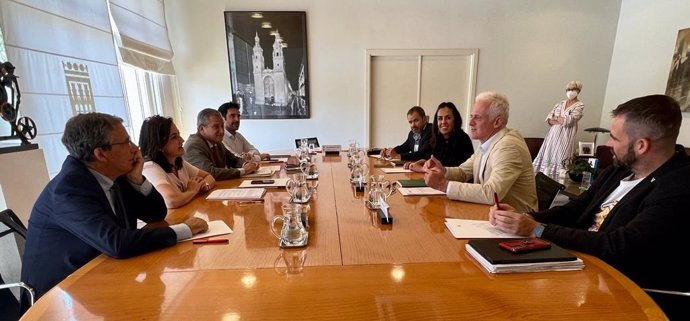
[21,153,666,320]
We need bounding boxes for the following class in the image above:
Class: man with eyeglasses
[423,92,537,212]
[21,113,208,306]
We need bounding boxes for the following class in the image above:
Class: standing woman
[139,115,215,208]
[405,102,474,172]
[533,81,585,175]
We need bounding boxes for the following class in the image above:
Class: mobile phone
[251,179,274,184]
[499,238,551,253]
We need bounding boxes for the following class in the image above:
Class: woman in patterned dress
[533,81,585,175]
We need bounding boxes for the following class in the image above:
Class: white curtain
[109,0,174,74]
[0,0,127,177]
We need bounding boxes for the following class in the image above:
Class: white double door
[366,49,478,148]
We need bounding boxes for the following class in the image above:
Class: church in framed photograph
[666,27,690,112]
[224,11,309,119]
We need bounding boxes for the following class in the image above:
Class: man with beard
[219,102,270,161]
[380,106,432,161]
[489,94,689,320]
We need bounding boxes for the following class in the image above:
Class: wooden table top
[21,154,666,320]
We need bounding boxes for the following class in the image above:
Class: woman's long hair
[139,115,183,173]
[431,102,463,147]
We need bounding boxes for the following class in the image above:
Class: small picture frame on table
[578,142,595,157]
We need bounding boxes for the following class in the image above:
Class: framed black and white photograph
[665,27,690,112]
[578,141,595,157]
[224,11,309,119]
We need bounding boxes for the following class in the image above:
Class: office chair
[294,137,320,149]
[0,209,35,320]
[524,137,544,161]
[643,288,690,321]
[535,172,565,211]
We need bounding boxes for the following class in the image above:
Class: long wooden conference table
[22,153,666,320]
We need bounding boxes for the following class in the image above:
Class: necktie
[211,145,224,166]
[110,183,129,229]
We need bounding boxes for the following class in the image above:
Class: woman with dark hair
[140,115,215,208]
[404,102,474,172]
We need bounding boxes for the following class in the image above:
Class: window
[119,64,181,144]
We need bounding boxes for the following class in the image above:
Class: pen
[237,200,264,204]
[493,192,501,210]
[193,238,229,244]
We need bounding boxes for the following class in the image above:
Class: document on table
[206,188,266,201]
[380,168,413,173]
[244,165,280,177]
[444,218,521,239]
[238,177,290,188]
[398,187,445,196]
[181,220,233,241]
[260,158,288,163]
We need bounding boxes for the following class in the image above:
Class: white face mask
[566,90,578,100]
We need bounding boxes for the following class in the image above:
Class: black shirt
[432,130,474,166]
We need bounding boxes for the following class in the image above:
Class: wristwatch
[533,223,546,238]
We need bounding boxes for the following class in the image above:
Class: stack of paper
[206,188,266,201]
[465,240,584,273]
[444,218,520,239]
[398,187,445,196]
[380,168,412,173]
[244,165,280,177]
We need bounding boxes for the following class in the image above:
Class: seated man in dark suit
[21,113,208,304]
[184,108,259,180]
[490,95,690,320]
[380,106,432,161]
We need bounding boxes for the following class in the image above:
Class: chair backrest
[294,137,320,148]
[0,209,32,317]
[595,145,614,170]
[535,172,565,211]
[0,209,27,240]
[524,137,544,161]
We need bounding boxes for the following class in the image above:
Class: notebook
[397,179,427,188]
[466,238,578,264]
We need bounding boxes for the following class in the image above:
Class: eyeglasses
[107,138,134,147]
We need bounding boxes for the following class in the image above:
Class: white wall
[601,0,690,146]
[165,0,621,151]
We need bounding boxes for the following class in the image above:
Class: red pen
[192,238,229,244]
[493,192,501,210]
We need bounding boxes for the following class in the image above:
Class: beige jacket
[445,128,538,212]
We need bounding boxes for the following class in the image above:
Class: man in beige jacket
[424,91,538,212]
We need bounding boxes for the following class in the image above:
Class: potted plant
[566,158,596,182]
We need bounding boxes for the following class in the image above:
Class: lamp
[584,127,610,146]
[261,22,272,29]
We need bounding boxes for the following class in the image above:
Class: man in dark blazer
[21,113,208,304]
[380,106,432,161]
[184,108,259,180]
[490,95,690,320]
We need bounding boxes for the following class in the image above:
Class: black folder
[467,239,577,264]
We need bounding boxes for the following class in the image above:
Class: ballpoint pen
[193,238,229,244]
[237,200,265,205]
[493,192,501,210]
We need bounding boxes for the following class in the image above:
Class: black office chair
[0,209,35,321]
[294,137,319,149]
[535,172,565,211]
